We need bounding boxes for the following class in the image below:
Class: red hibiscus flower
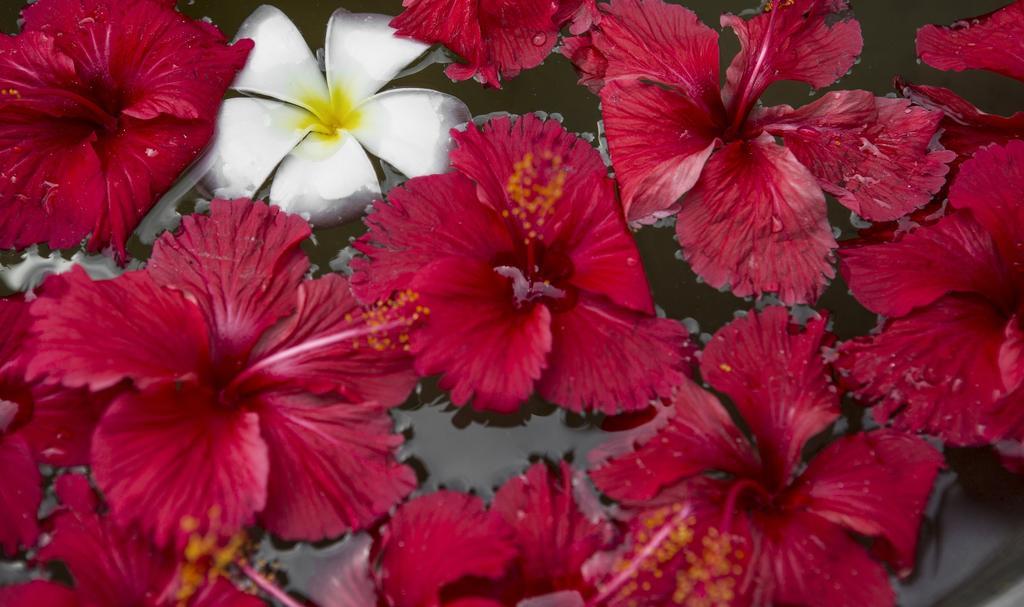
[563,0,954,303]
[352,114,693,414]
[376,461,615,606]
[586,308,942,606]
[0,474,262,607]
[391,0,596,88]
[25,199,420,550]
[0,0,251,261]
[838,140,1024,448]
[900,0,1024,161]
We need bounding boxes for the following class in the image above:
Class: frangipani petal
[269,133,381,227]
[232,4,330,111]
[326,9,429,102]
[351,89,470,178]
[201,97,315,200]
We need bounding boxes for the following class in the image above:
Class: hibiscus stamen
[238,561,308,607]
[503,150,566,246]
[174,507,247,606]
[726,0,793,134]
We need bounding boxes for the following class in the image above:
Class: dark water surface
[3,1,1024,605]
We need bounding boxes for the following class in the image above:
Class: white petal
[325,9,429,102]
[233,5,330,111]
[349,89,471,178]
[269,133,381,227]
[201,97,314,199]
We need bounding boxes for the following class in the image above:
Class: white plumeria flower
[201,5,471,225]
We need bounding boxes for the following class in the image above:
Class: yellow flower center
[298,87,363,140]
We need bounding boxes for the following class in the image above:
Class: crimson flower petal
[26,267,211,391]
[600,79,719,224]
[537,293,691,414]
[949,140,1024,272]
[898,81,1024,160]
[18,385,108,467]
[590,379,758,504]
[762,512,893,607]
[788,430,943,576]
[702,307,838,486]
[722,0,863,115]
[0,582,78,607]
[244,274,417,408]
[761,91,953,221]
[676,134,836,304]
[555,0,599,35]
[563,0,722,112]
[839,295,1012,445]
[91,385,269,549]
[491,461,614,597]
[411,257,553,413]
[916,0,1024,82]
[0,434,41,557]
[148,199,310,364]
[379,491,518,607]
[391,0,559,88]
[352,172,512,303]
[255,392,415,541]
[840,212,1013,317]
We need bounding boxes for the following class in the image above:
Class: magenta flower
[586,308,942,606]
[26,199,420,549]
[564,0,954,303]
[353,113,693,413]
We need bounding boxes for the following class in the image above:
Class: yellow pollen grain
[718,363,733,373]
[505,150,567,244]
[763,0,795,12]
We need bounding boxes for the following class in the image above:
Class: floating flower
[0,0,251,261]
[900,0,1024,161]
[0,474,263,607]
[587,308,943,606]
[201,6,471,226]
[353,114,693,413]
[564,0,954,303]
[376,461,614,606]
[26,199,420,549]
[838,140,1024,447]
[391,0,596,89]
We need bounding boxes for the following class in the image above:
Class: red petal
[391,0,558,88]
[537,293,692,414]
[600,79,719,224]
[305,534,379,607]
[379,491,518,607]
[702,307,838,486]
[838,295,1012,445]
[560,33,605,94]
[148,199,310,364]
[898,81,1024,160]
[352,172,512,304]
[0,434,41,557]
[411,257,553,413]
[675,134,835,304]
[761,91,953,221]
[191,578,267,607]
[840,212,1013,317]
[27,267,211,391]
[256,392,415,541]
[19,385,107,466]
[91,385,268,549]
[491,461,614,596]
[916,0,1024,82]
[788,430,942,576]
[762,512,893,607]
[0,582,78,607]
[590,379,758,504]
[949,140,1024,273]
[722,0,862,116]
[565,0,722,113]
[53,473,99,515]
[555,0,599,35]
[243,274,417,408]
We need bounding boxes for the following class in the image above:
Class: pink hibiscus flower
[900,0,1024,161]
[376,461,614,606]
[391,0,598,88]
[838,140,1024,447]
[564,0,954,303]
[25,199,420,550]
[0,0,251,261]
[352,114,693,414]
[0,474,264,607]
[586,308,942,606]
